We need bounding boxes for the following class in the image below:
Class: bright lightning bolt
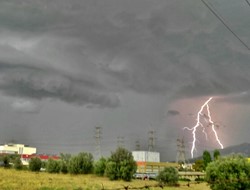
[206,104,224,149]
[183,97,224,158]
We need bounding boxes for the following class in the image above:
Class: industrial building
[132,151,178,179]
[0,143,59,166]
[0,143,36,155]
[132,151,160,162]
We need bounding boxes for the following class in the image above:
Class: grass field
[0,168,211,190]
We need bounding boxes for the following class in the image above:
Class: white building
[0,143,36,155]
[132,151,160,162]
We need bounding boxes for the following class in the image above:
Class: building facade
[132,151,160,162]
[0,143,36,155]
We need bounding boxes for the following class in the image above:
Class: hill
[219,142,250,156]
[188,142,250,162]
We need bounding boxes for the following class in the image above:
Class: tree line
[1,147,250,189]
[0,147,137,181]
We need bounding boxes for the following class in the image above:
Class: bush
[41,161,47,169]
[157,167,179,186]
[94,157,107,176]
[1,155,10,168]
[46,159,60,173]
[105,147,137,181]
[179,178,191,182]
[68,152,94,174]
[60,160,68,174]
[193,159,204,172]
[206,154,250,190]
[29,157,42,172]
[105,161,117,180]
[13,156,23,170]
[195,177,204,182]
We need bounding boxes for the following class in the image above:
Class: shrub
[46,159,60,173]
[193,159,204,172]
[105,147,137,181]
[206,154,250,190]
[41,161,47,169]
[68,152,94,174]
[94,157,107,176]
[2,155,10,168]
[195,177,204,182]
[157,167,179,186]
[179,178,191,182]
[29,157,42,172]
[105,161,117,180]
[60,160,68,174]
[13,156,23,170]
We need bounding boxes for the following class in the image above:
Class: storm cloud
[167,110,180,116]
[0,0,250,107]
[1,0,250,160]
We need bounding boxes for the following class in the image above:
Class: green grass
[0,168,211,190]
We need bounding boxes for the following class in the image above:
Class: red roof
[21,154,60,160]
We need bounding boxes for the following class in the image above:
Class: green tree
[68,152,94,174]
[13,156,23,170]
[206,154,250,190]
[203,150,212,168]
[157,167,179,186]
[193,159,204,172]
[2,155,10,168]
[46,159,60,173]
[105,147,137,181]
[105,161,117,180]
[213,149,220,160]
[94,157,107,176]
[29,157,42,172]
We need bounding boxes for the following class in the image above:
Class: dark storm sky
[1,0,250,160]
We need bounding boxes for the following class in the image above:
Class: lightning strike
[206,104,224,149]
[183,97,224,158]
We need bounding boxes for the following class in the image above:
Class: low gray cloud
[215,91,250,104]
[0,0,250,106]
[167,110,180,116]
[0,46,120,108]
[11,99,41,113]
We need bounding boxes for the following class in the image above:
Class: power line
[201,0,250,50]
[245,0,250,7]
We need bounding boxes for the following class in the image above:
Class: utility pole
[176,138,186,164]
[117,136,124,148]
[148,130,156,152]
[94,126,102,160]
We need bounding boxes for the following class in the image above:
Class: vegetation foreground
[0,168,210,190]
